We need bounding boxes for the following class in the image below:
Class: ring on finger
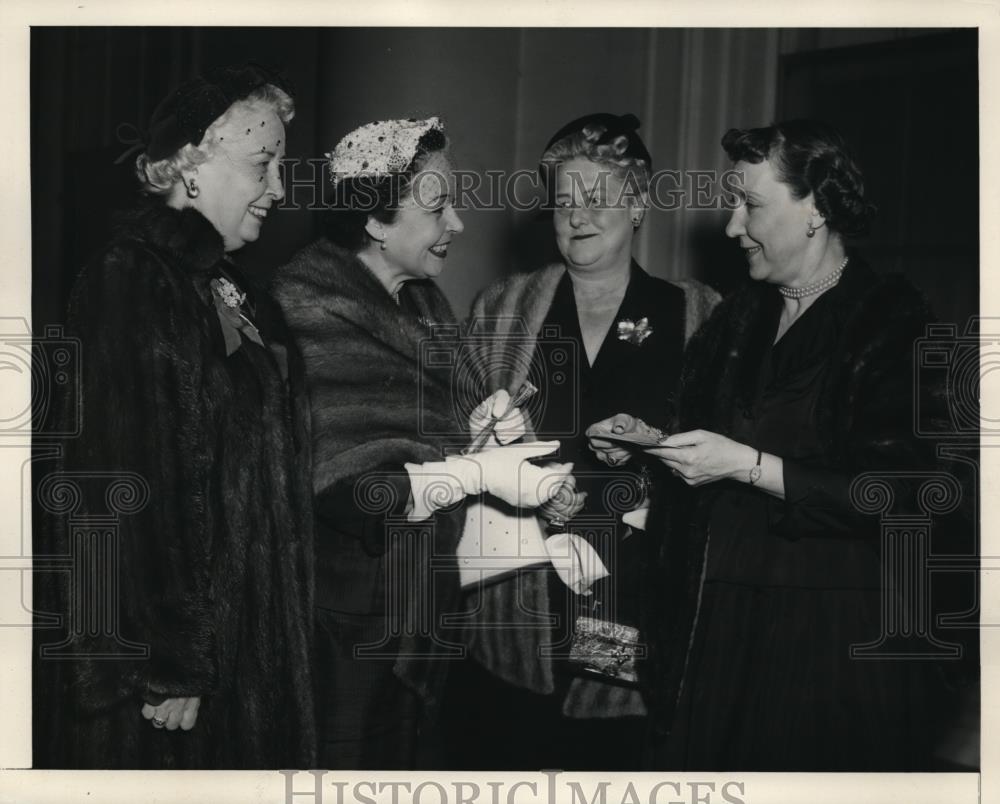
[152,716,167,728]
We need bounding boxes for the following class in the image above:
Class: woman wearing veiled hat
[445,113,720,770]
[272,116,568,769]
[34,64,315,769]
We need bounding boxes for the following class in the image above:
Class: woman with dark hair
[592,119,952,770]
[271,117,567,769]
[446,113,719,770]
[35,64,315,769]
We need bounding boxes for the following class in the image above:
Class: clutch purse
[567,615,642,686]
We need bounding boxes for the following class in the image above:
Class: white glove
[465,441,569,509]
[405,441,566,520]
[622,501,650,531]
[544,533,610,596]
[468,389,527,448]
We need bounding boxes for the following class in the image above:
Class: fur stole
[639,258,946,734]
[469,262,720,393]
[273,237,463,492]
[460,262,719,695]
[272,238,466,713]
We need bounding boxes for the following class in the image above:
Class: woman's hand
[538,472,587,526]
[469,389,527,448]
[141,697,201,731]
[586,413,660,466]
[465,441,570,509]
[645,429,757,487]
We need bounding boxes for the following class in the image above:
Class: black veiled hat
[541,112,652,171]
[144,63,293,161]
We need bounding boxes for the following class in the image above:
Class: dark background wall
[31,27,977,328]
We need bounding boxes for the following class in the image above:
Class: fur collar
[272,237,461,494]
[113,199,226,276]
[640,257,939,734]
[470,262,721,393]
[273,237,456,368]
[677,258,931,442]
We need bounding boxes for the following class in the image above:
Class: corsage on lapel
[210,276,265,355]
[617,316,653,346]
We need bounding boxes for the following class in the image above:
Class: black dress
[446,264,687,770]
[659,274,946,770]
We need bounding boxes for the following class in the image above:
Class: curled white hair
[541,123,651,195]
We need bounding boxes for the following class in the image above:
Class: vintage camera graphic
[0,318,80,437]
[418,318,580,440]
[915,317,994,438]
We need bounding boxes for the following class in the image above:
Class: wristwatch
[749,449,762,486]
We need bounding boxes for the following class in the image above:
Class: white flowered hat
[325,117,444,186]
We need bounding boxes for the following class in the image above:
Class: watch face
[749,465,762,485]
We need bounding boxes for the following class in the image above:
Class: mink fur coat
[33,201,316,769]
[271,237,467,717]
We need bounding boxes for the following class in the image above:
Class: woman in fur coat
[597,120,956,770]
[272,117,567,769]
[445,113,720,771]
[33,65,316,769]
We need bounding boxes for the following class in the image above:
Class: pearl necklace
[778,256,849,299]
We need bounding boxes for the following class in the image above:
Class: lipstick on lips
[429,241,450,258]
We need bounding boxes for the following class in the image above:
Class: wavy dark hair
[721,119,875,237]
[324,127,449,253]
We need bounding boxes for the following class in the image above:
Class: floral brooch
[617,317,653,346]
[210,277,263,354]
[213,276,246,309]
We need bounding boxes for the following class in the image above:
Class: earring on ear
[806,223,815,238]
[379,238,387,251]
[186,180,199,199]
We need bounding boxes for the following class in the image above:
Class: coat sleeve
[62,241,220,711]
[314,468,413,557]
[772,300,944,540]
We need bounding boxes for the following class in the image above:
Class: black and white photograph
[0,3,994,803]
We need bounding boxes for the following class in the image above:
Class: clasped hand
[141,696,200,731]
[468,389,528,447]
[460,441,573,509]
[538,471,587,525]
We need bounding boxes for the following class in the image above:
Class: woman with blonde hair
[35,64,315,769]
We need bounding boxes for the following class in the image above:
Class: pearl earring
[186,180,199,199]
